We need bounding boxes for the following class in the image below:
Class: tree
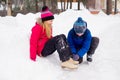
[63,0,66,11]
[66,0,70,9]
[7,0,12,16]
[42,0,46,6]
[81,0,87,7]
[70,0,73,9]
[106,0,112,15]
[114,0,117,14]
[35,0,38,12]
[51,0,58,13]
[60,0,67,11]
[19,0,24,10]
[77,0,87,10]
[86,0,96,10]
[0,0,6,11]
[77,0,81,10]
[60,0,63,11]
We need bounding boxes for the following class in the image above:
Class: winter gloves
[73,54,79,61]
[73,54,84,64]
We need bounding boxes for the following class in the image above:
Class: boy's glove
[73,54,79,61]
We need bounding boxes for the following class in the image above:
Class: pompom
[42,6,49,12]
[77,17,83,22]
[73,17,87,34]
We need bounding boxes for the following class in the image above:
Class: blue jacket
[67,28,92,58]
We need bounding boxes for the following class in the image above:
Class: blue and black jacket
[67,28,92,58]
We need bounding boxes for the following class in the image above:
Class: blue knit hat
[73,17,87,34]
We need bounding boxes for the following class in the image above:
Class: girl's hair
[36,18,52,38]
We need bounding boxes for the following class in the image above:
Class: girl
[30,6,79,69]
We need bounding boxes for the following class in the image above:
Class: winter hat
[73,17,87,34]
[41,6,54,22]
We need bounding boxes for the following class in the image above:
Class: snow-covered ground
[0,8,120,80]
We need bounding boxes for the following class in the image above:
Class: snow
[0,8,120,80]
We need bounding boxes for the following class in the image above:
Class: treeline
[0,0,119,16]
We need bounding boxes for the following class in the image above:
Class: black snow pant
[41,34,71,62]
[87,37,99,55]
[78,37,99,63]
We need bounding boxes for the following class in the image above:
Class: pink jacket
[30,23,51,61]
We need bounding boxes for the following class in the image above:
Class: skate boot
[61,60,78,69]
[69,58,79,65]
[78,57,83,64]
[87,54,92,62]
[87,37,99,62]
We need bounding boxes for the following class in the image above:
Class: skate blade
[61,66,78,70]
[83,61,91,65]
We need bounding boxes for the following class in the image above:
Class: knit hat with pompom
[73,17,87,34]
[41,6,54,22]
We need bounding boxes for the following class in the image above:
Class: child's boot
[61,60,78,69]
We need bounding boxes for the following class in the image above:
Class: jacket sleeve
[78,30,92,57]
[30,26,41,61]
[67,29,77,54]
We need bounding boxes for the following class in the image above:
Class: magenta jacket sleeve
[30,24,41,61]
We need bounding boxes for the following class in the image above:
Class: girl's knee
[59,34,66,40]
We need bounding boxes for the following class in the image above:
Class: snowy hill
[0,9,120,80]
